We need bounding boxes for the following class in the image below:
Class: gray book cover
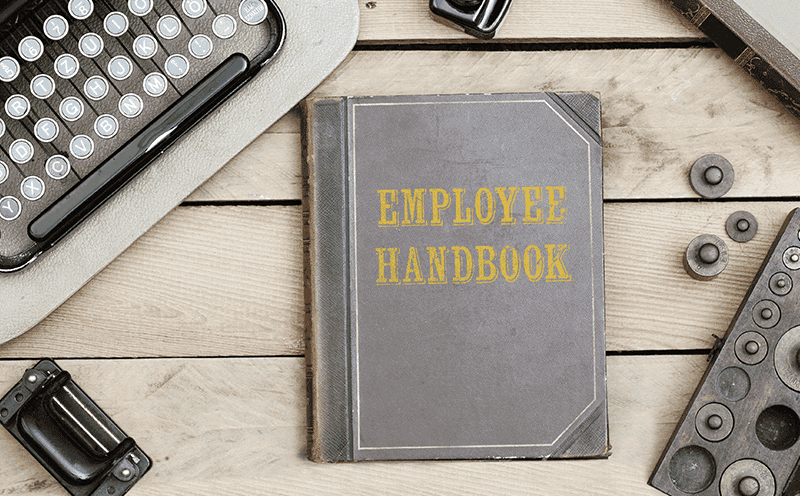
[302,93,607,462]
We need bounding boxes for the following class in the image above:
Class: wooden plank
[186,50,800,203]
[2,201,796,358]
[0,355,704,495]
[187,111,303,202]
[0,206,306,359]
[356,0,700,42]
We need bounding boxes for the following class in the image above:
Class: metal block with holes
[651,207,800,496]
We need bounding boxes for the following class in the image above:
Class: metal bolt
[27,375,37,383]
[778,279,787,288]
[707,414,723,430]
[745,341,760,355]
[705,166,723,185]
[121,468,131,478]
[761,308,773,320]
[737,219,750,232]
[699,243,720,264]
[738,476,760,496]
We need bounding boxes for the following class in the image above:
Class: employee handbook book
[301,93,608,462]
[663,0,800,121]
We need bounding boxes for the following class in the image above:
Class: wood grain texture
[186,50,800,203]
[2,201,796,358]
[0,355,704,495]
[355,0,700,42]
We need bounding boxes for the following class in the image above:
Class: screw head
[704,166,724,185]
[699,243,720,264]
[738,476,760,496]
[707,414,723,430]
[745,341,760,355]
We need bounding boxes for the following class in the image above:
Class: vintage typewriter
[0,0,284,272]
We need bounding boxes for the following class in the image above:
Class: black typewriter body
[0,0,285,272]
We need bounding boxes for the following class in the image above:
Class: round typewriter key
[775,326,800,392]
[108,56,133,80]
[0,196,21,221]
[212,14,237,39]
[695,403,733,442]
[94,115,119,139]
[84,76,109,101]
[54,54,80,79]
[717,366,750,401]
[128,0,154,16]
[105,12,129,37]
[34,118,59,143]
[784,247,800,270]
[143,73,167,97]
[60,97,84,122]
[239,0,268,25]
[119,94,143,118]
[44,15,69,41]
[735,331,768,365]
[80,33,104,58]
[189,35,213,59]
[5,95,29,120]
[756,405,800,452]
[753,300,780,329]
[46,155,70,180]
[69,0,94,19]
[668,445,716,494]
[0,57,19,83]
[30,75,55,100]
[70,135,94,160]
[0,162,8,184]
[133,34,158,59]
[9,139,33,164]
[770,272,792,296]
[182,0,207,18]
[720,459,774,496]
[20,177,45,201]
[18,37,43,62]
[157,15,182,40]
[165,54,189,79]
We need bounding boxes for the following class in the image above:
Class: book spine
[301,97,353,462]
[664,0,800,120]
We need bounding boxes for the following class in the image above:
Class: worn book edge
[663,0,800,119]
[302,97,354,462]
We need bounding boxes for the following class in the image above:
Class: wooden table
[2,1,798,494]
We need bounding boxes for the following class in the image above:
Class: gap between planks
[1,201,798,358]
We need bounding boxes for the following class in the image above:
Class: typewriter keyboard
[0,0,284,271]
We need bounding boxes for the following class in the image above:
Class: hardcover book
[663,0,800,120]
[301,93,608,462]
